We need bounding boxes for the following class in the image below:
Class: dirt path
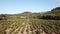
[11,26,20,34]
[5,22,16,34]
[40,29,46,34]
[23,25,27,34]
[52,32,56,34]
[10,22,16,27]
[41,31,46,34]
[33,29,37,34]
[17,23,26,34]
[28,24,32,34]
[17,27,23,34]
[5,28,11,34]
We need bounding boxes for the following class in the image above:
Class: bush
[38,15,60,20]
[0,14,7,20]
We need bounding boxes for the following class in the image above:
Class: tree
[0,14,7,20]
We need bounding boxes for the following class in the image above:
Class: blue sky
[0,0,60,14]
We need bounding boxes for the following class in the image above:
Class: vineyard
[0,14,60,34]
[0,7,60,34]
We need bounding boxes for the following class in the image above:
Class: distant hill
[48,7,60,14]
[38,7,60,20]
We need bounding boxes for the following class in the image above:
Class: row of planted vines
[31,19,60,34]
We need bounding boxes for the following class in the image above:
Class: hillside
[0,7,60,34]
[49,7,60,14]
[38,7,60,20]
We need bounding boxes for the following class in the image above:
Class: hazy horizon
[0,0,60,14]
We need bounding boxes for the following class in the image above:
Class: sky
[0,0,60,14]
